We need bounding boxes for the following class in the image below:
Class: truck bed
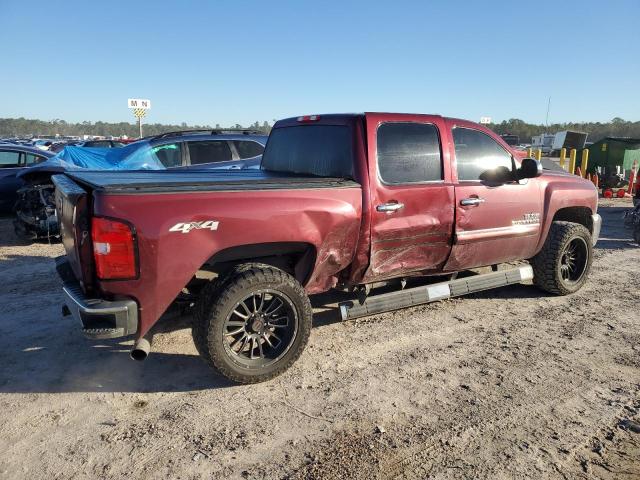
[65,170,359,193]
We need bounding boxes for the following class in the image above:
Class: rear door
[363,113,455,281]
[444,120,543,271]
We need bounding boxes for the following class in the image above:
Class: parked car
[0,144,53,213]
[124,130,267,169]
[77,139,126,148]
[13,130,267,238]
[32,139,54,151]
[53,113,600,384]
[49,139,125,153]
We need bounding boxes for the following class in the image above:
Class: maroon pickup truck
[54,113,601,383]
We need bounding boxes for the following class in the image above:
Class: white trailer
[531,134,555,154]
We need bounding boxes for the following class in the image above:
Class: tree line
[1,116,639,143]
[0,118,273,138]
[490,117,640,143]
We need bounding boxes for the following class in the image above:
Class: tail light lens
[91,217,138,280]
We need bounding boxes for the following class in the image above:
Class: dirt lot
[1,199,639,479]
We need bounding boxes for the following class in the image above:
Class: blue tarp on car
[18,145,164,178]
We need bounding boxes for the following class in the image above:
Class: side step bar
[339,265,534,321]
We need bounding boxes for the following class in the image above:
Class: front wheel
[531,221,593,295]
[193,264,312,384]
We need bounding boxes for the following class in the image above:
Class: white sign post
[479,116,492,125]
[128,98,151,138]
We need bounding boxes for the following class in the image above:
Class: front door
[364,115,455,281]
[444,122,543,271]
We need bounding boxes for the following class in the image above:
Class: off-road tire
[193,263,312,384]
[531,221,593,295]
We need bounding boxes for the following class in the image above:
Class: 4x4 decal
[169,220,219,234]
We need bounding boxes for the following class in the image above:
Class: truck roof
[274,113,450,128]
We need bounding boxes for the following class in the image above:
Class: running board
[339,265,533,321]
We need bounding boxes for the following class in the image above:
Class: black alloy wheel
[222,290,298,367]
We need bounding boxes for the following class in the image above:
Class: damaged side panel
[91,186,363,336]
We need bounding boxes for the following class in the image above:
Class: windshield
[261,125,353,178]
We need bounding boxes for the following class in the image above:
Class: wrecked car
[0,144,53,214]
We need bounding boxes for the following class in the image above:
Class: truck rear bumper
[56,257,138,339]
[592,213,602,246]
[62,283,138,339]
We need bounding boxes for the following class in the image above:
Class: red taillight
[297,115,320,122]
[91,217,137,280]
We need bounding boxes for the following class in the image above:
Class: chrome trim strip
[456,223,540,242]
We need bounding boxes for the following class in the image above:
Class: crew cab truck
[54,113,601,384]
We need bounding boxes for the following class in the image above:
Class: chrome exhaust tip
[130,336,152,361]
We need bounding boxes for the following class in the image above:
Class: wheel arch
[535,203,595,255]
[551,206,594,233]
[201,241,317,287]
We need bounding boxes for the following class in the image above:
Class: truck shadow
[0,332,236,394]
[595,205,637,250]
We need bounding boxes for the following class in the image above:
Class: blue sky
[1,0,638,126]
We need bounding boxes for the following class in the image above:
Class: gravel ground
[0,198,638,479]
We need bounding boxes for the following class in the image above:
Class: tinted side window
[25,153,46,165]
[453,128,513,181]
[0,151,21,167]
[188,141,233,165]
[234,140,264,159]
[152,143,182,168]
[377,122,442,184]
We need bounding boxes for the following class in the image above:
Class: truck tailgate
[52,174,94,291]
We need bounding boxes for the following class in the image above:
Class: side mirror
[479,165,514,184]
[517,158,542,180]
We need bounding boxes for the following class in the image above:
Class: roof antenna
[545,96,551,131]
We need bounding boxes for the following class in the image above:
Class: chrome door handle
[376,202,404,213]
[460,197,485,206]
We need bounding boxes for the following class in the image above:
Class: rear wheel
[193,264,312,384]
[531,221,593,295]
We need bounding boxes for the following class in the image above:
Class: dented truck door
[363,113,455,281]
[444,119,543,271]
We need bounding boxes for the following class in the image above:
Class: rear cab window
[377,122,442,184]
[262,125,353,178]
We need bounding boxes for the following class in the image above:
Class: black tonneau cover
[65,169,360,194]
